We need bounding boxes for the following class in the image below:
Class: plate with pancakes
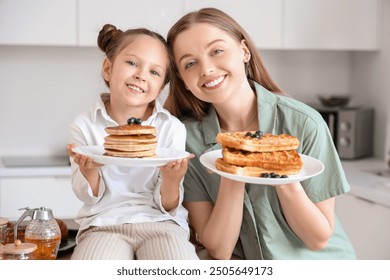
[199,131,324,185]
[72,118,189,166]
[73,145,190,167]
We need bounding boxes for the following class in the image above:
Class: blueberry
[281,175,289,178]
[127,117,142,125]
[245,132,253,137]
[261,173,270,178]
[255,130,263,136]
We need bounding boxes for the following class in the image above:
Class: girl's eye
[184,60,197,69]
[150,70,161,76]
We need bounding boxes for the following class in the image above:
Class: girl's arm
[275,182,335,250]
[159,156,193,211]
[184,177,245,260]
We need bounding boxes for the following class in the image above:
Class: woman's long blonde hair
[164,7,283,121]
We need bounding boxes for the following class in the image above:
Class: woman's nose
[201,61,215,77]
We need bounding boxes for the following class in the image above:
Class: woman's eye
[212,49,223,55]
[127,61,137,66]
[184,60,197,69]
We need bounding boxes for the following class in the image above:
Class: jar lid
[0,242,37,254]
[0,217,9,226]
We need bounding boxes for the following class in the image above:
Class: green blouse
[183,83,356,260]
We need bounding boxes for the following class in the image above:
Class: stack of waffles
[215,131,303,177]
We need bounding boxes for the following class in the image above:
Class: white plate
[72,145,190,167]
[199,149,324,185]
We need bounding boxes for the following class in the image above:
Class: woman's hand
[66,144,104,170]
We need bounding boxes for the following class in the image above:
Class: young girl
[164,8,356,260]
[67,24,198,260]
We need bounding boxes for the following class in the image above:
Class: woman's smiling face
[173,23,249,105]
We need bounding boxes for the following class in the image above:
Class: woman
[164,8,356,260]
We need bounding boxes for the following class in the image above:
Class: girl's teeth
[205,76,224,88]
[128,85,144,92]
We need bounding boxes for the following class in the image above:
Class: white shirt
[68,94,189,236]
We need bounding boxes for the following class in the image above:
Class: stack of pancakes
[104,122,157,158]
[215,131,303,176]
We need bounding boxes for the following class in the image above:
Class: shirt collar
[202,106,221,146]
[91,93,171,124]
[201,82,279,141]
[255,83,279,134]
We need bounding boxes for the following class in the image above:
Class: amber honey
[25,235,61,260]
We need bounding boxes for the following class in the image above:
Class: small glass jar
[0,240,37,260]
[6,221,26,244]
[0,217,9,245]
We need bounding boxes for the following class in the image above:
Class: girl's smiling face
[173,23,250,105]
[103,34,168,109]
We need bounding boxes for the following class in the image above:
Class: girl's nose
[133,70,146,81]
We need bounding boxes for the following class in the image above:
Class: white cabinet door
[335,193,390,259]
[183,0,282,49]
[0,0,77,46]
[0,177,82,220]
[78,0,183,46]
[283,0,380,50]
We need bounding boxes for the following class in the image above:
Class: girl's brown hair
[97,24,173,88]
[164,8,283,121]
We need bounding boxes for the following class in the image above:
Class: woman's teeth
[128,85,144,93]
[205,76,224,88]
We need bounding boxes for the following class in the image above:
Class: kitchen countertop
[0,156,389,208]
[341,158,390,208]
[0,158,71,178]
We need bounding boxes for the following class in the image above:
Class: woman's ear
[102,58,111,81]
[241,39,251,63]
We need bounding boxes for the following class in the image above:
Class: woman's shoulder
[256,83,324,124]
[278,95,324,124]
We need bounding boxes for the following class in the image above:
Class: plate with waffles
[199,131,324,185]
[199,149,324,185]
[72,145,190,167]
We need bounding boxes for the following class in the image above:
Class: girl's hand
[160,154,195,184]
[66,143,104,170]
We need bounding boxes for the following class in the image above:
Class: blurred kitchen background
[0,0,389,259]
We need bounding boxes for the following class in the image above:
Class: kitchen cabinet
[0,0,381,50]
[335,193,390,259]
[78,0,183,46]
[182,0,282,49]
[283,0,380,50]
[0,0,77,46]
[0,177,82,220]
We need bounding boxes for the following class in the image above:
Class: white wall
[351,0,390,159]
[0,46,104,156]
[0,46,355,157]
[262,50,351,103]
